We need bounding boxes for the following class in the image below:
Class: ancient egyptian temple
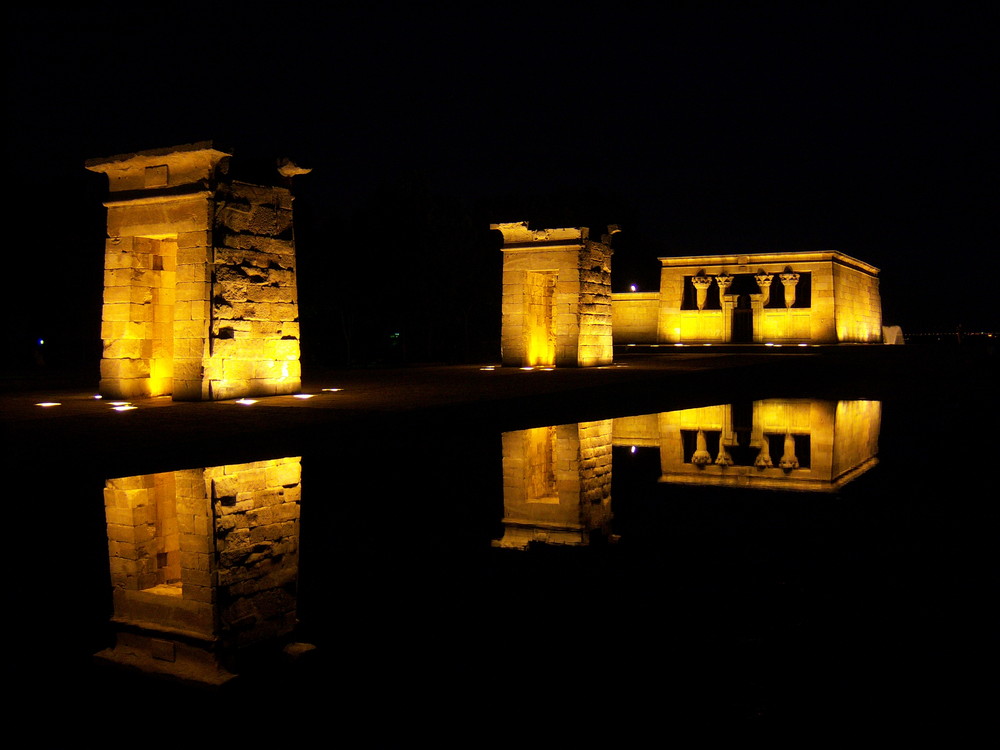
[495,221,883,367]
[87,142,306,401]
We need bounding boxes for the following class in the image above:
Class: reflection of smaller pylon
[754,437,773,468]
[691,430,713,465]
[779,433,800,470]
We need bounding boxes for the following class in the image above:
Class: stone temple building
[495,222,883,366]
[87,142,307,401]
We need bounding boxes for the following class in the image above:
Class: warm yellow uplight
[112,405,137,411]
[293,394,314,399]
[520,366,535,371]
[108,401,130,406]
[235,398,258,405]
[35,402,61,407]
[321,388,343,392]
[479,366,496,371]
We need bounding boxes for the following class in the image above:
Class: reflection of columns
[692,275,712,311]
[715,442,733,466]
[692,430,712,465]
[779,434,799,469]
[754,438,773,468]
[780,272,800,308]
[755,273,773,306]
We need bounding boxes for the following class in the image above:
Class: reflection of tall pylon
[495,420,614,549]
[96,457,307,686]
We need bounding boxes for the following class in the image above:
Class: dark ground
[6,344,996,738]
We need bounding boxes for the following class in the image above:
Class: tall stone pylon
[87,142,307,400]
[493,221,615,367]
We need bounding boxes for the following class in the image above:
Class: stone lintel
[103,189,213,209]
[658,251,879,276]
[86,142,232,194]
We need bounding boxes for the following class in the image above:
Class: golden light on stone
[496,420,614,548]
[493,222,614,368]
[609,250,882,346]
[87,142,305,402]
[96,457,302,685]
[501,399,882,550]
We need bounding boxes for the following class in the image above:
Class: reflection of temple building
[614,399,881,492]
[96,457,302,685]
[495,420,614,548]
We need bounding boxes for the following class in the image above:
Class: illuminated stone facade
[613,399,881,492]
[493,222,615,367]
[495,420,614,548]
[96,457,302,684]
[87,142,304,401]
[615,251,882,345]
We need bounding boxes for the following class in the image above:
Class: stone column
[754,438,773,468]
[691,430,712,465]
[779,433,800,469]
[755,272,773,306]
[715,273,733,297]
[692,275,712,311]
[780,272,800,308]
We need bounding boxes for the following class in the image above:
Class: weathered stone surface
[90,142,303,401]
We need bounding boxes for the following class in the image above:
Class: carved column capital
[692,275,712,310]
[779,272,800,308]
[715,273,733,295]
[755,273,773,307]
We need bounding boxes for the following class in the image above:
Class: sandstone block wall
[611,292,659,344]
[647,252,878,345]
[88,142,303,401]
[496,420,613,548]
[833,263,882,342]
[494,222,613,367]
[99,456,302,678]
[644,399,879,491]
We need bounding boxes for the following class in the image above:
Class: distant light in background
[479,366,496,371]
[94,394,103,399]
[321,388,343,392]
[35,402,61,407]
[38,339,44,345]
[630,284,637,292]
[630,446,637,454]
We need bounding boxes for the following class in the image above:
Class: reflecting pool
[30,387,989,730]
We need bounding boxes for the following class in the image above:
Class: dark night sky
[5,4,996,367]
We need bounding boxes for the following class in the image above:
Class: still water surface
[39,389,987,729]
